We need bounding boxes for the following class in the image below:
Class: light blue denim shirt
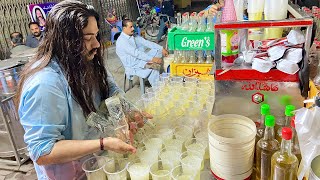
[18,58,121,179]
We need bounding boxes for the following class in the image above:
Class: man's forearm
[36,139,100,165]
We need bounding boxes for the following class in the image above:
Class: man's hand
[201,0,224,16]
[127,111,152,144]
[128,111,152,129]
[208,5,219,15]
[103,137,136,154]
[151,57,163,64]
[162,48,169,57]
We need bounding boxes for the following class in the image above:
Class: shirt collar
[121,32,133,40]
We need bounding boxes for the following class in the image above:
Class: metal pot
[0,58,28,96]
[0,95,28,158]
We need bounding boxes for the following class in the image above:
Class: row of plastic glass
[135,124,208,177]
[178,12,215,32]
[135,124,210,159]
[83,151,204,179]
[142,88,214,110]
[138,95,214,128]
[132,131,208,179]
[82,114,212,179]
[173,50,214,64]
[137,79,215,128]
[157,75,215,92]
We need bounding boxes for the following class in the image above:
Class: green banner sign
[168,28,215,50]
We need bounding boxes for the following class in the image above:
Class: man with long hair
[16,1,146,179]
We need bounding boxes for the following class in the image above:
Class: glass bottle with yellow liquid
[275,96,292,134]
[256,104,271,142]
[256,115,280,180]
[290,117,301,163]
[276,105,295,143]
[271,127,298,180]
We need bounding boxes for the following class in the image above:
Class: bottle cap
[261,104,270,115]
[282,127,293,140]
[285,105,295,117]
[265,115,275,127]
[291,116,296,128]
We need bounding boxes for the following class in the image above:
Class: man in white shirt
[116,19,169,87]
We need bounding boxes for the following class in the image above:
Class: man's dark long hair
[15,0,109,117]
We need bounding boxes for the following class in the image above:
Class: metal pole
[136,0,141,17]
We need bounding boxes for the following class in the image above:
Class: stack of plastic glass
[247,0,264,21]
[264,0,288,39]
[233,0,244,20]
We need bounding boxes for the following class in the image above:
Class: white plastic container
[264,0,288,20]
[208,114,256,180]
[234,0,244,20]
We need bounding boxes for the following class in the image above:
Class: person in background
[116,19,169,87]
[119,15,129,31]
[156,0,175,43]
[26,22,43,48]
[113,15,128,41]
[16,1,147,179]
[9,32,35,58]
[200,0,225,17]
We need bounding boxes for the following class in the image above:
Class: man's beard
[33,32,41,37]
[83,48,98,60]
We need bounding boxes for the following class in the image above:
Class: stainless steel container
[0,58,28,96]
[0,58,29,165]
[0,95,28,158]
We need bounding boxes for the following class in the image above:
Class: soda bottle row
[172,50,214,64]
[176,12,215,32]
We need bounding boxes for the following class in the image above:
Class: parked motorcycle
[137,4,174,38]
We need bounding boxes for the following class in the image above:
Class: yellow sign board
[170,63,214,80]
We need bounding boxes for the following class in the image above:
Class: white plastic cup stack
[264,0,288,38]
[208,114,257,179]
[247,0,265,21]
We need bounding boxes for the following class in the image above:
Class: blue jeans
[157,17,175,42]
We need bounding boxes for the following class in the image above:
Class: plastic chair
[123,73,146,95]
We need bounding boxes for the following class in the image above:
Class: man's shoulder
[116,33,127,45]
[24,61,67,93]
[25,35,34,41]
[118,33,126,40]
